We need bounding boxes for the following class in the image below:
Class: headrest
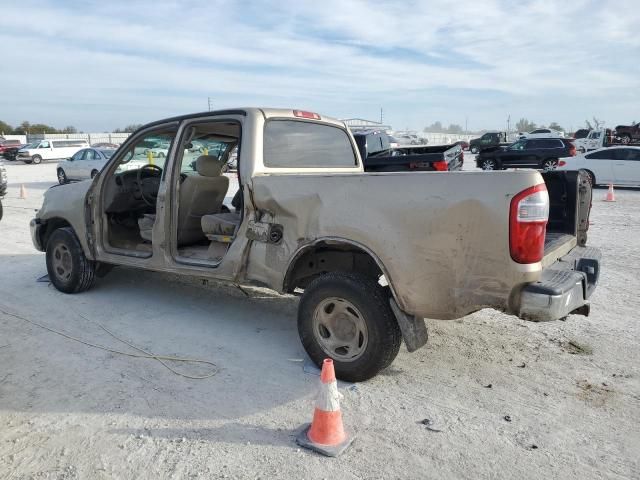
[195,155,223,177]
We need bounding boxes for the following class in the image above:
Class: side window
[83,150,97,160]
[528,140,542,149]
[586,151,610,160]
[40,141,50,148]
[264,120,357,168]
[628,149,640,161]
[176,121,240,175]
[112,128,178,175]
[72,150,85,161]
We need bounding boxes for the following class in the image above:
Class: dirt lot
[1,159,638,479]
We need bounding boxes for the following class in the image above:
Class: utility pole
[380,107,384,124]
[507,114,511,135]
[465,116,468,135]
[208,97,212,112]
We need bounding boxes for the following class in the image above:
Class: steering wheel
[135,164,163,206]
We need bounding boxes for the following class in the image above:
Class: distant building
[341,118,392,132]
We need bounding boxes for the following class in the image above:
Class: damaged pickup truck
[30,108,601,381]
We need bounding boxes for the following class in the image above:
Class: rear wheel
[32,155,42,165]
[583,169,596,186]
[480,158,497,170]
[57,168,68,185]
[471,146,479,154]
[298,272,402,382]
[46,227,96,294]
[620,134,632,144]
[542,158,558,171]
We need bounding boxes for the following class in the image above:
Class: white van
[16,139,89,164]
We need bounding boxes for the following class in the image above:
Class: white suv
[519,128,565,139]
[17,139,89,164]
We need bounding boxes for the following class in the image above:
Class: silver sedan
[56,148,116,184]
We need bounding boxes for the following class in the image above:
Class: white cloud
[0,0,638,131]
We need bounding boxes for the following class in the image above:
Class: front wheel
[471,146,479,154]
[46,227,96,294]
[298,272,402,382]
[620,134,632,144]
[32,155,42,165]
[57,168,68,185]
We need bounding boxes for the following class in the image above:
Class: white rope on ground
[0,307,218,380]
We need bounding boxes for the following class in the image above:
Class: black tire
[57,168,68,185]
[46,227,96,294]
[620,134,632,144]
[32,155,42,165]
[0,199,3,222]
[91,169,99,179]
[480,158,498,170]
[541,158,558,171]
[298,272,402,382]
[583,169,596,187]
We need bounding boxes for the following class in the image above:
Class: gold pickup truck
[30,108,600,381]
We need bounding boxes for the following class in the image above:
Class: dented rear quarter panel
[246,170,545,320]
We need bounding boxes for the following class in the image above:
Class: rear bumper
[517,246,601,321]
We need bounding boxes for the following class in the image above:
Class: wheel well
[40,218,73,251]
[582,169,596,185]
[284,241,384,293]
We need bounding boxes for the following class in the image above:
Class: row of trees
[422,121,465,134]
[1,120,144,136]
[0,120,78,135]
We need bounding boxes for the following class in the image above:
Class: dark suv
[476,138,576,171]
[613,122,640,144]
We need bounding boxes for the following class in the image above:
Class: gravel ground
[0,158,638,479]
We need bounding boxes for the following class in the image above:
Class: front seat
[177,155,229,245]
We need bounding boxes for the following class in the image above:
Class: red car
[0,139,23,154]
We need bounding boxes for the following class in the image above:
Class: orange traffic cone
[604,183,616,202]
[296,359,355,457]
[19,184,27,199]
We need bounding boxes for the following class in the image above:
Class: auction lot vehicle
[353,130,463,171]
[476,138,576,171]
[557,146,640,186]
[0,139,23,155]
[469,131,508,154]
[2,143,28,161]
[519,128,565,139]
[56,148,117,184]
[31,108,600,381]
[17,139,89,164]
[0,164,6,220]
[613,121,640,144]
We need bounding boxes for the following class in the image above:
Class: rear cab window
[263,120,358,169]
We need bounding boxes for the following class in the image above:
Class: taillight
[558,160,566,166]
[569,145,576,156]
[293,110,321,120]
[509,184,549,264]
[433,160,448,171]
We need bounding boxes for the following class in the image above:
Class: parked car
[393,133,426,145]
[352,130,463,171]
[476,138,576,171]
[0,139,23,155]
[573,129,613,153]
[519,128,565,139]
[56,148,117,184]
[30,108,599,382]
[454,140,469,150]
[613,122,640,144]
[2,143,28,161]
[17,139,89,164]
[469,131,508,154]
[556,146,640,186]
[0,164,6,221]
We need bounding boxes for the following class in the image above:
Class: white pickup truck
[30,108,601,381]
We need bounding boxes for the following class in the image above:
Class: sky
[0,0,638,133]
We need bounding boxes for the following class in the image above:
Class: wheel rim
[481,159,495,170]
[622,136,630,144]
[543,160,556,171]
[58,170,66,183]
[52,244,73,281]
[312,297,368,362]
